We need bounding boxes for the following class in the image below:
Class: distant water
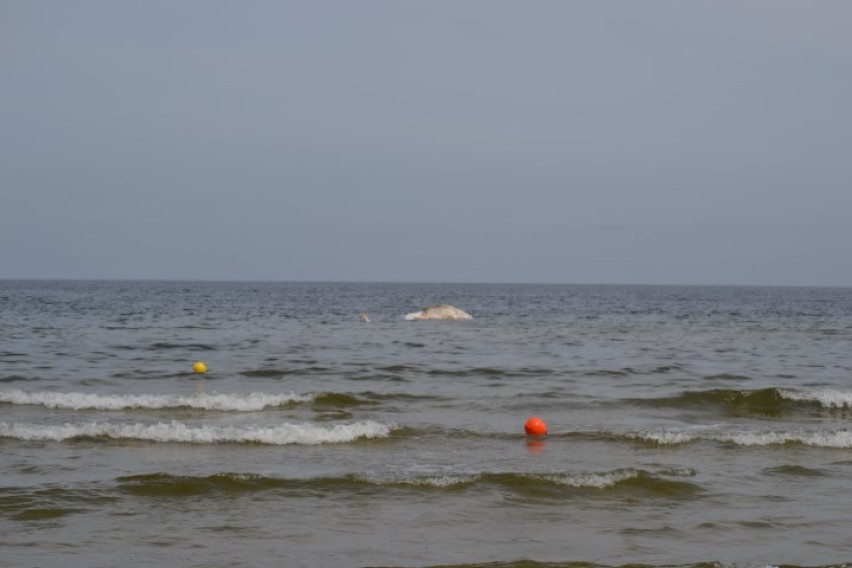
[2,280,852,568]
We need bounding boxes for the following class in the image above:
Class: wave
[0,375,34,383]
[239,366,333,377]
[375,365,558,378]
[0,485,118,521]
[356,470,655,492]
[631,387,852,415]
[0,388,442,412]
[112,342,218,351]
[762,464,827,477]
[150,342,217,351]
[0,420,394,445]
[477,469,701,499]
[778,387,852,408]
[625,428,852,449]
[0,389,316,411]
[432,426,852,449]
[113,468,699,499]
[587,365,683,377]
[375,425,852,450]
[411,425,852,450]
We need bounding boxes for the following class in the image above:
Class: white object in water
[404,304,473,321]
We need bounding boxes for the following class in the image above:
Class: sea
[1,280,851,568]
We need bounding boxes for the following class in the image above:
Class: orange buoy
[524,416,547,436]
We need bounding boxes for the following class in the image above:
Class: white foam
[357,474,481,488]
[534,469,640,489]
[779,388,852,408]
[0,420,393,445]
[0,389,315,411]
[631,431,698,445]
[355,470,639,489]
[714,430,852,448]
[631,429,852,449]
[417,475,479,487]
[657,467,696,477]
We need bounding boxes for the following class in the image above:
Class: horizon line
[1,277,849,290]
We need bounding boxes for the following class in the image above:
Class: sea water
[1,280,851,568]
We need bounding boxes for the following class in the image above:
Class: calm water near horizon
[1,280,851,568]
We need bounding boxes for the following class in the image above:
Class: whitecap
[712,430,852,448]
[355,474,481,488]
[0,389,316,411]
[0,420,394,445]
[629,431,699,445]
[629,428,852,449]
[779,387,852,408]
[533,469,640,489]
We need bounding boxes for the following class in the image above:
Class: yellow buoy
[192,361,207,374]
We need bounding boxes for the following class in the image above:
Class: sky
[2,1,850,286]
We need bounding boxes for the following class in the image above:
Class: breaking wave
[0,389,316,411]
[626,428,852,448]
[0,420,394,445]
[0,389,440,412]
[632,387,852,415]
[778,387,852,408]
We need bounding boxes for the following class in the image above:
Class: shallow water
[1,280,852,567]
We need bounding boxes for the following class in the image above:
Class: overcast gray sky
[2,1,850,285]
